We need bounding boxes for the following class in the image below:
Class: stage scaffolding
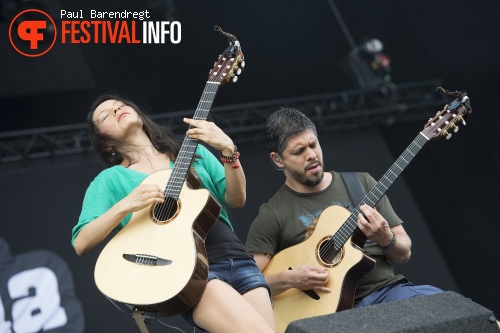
[0,79,447,165]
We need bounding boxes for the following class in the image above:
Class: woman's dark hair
[87,93,181,167]
[264,107,317,156]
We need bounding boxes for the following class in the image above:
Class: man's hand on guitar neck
[357,205,412,264]
[253,253,331,296]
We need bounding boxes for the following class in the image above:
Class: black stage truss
[0,80,447,165]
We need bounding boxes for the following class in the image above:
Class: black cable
[325,0,357,50]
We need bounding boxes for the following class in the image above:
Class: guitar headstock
[422,88,472,140]
[208,26,245,85]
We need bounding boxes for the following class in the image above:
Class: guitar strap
[340,172,373,247]
[132,308,150,333]
[339,172,367,208]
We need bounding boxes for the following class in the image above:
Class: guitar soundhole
[316,237,343,268]
[150,196,181,225]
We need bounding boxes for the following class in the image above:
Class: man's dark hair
[264,107,317,156]
[87,93,181,167]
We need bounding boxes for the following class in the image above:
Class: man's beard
[287,160,324,187]
[304,172,324,186]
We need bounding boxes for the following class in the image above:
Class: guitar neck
[164,81,220,199]
[333,132,429,250]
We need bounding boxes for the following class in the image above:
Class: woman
[71,94,275,333]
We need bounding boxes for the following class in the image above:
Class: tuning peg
[442,129,453,140]
[236,68,242,75]
[229,72,239,82]
[240,60,246,68]
[457,115,466,126]
[449,123,459,133]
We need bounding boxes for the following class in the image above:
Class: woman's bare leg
[242,287,275,330]
[192,279,275,333]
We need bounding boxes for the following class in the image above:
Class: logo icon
[9,9,57,57]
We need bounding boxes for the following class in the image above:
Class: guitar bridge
[288,267,320,300]
[123,254,172,266]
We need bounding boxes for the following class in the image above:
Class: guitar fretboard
[164,81,220,199]
[332,132,429,251]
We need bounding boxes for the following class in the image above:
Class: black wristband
[220,145,238,160]
[378,230,397,251]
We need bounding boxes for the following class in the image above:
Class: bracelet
[220,145,240,169]
[378,230,397,251]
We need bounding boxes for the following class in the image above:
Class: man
[245,107,442,325]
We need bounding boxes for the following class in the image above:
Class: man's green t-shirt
[245,171,405,302]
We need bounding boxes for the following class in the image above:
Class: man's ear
[270,152,283,169]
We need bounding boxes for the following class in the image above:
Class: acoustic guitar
[94,27,245,317]
[263,88,472,333]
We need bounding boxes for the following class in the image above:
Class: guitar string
[324,106,460,256]
[318,106,458,258]
[318,136,423,259]
[161,52,236,214]
[158,56,232,221]
[158,82,217,219]
[117,96,215,248]
[166,83,217,213]
[317,134,427,262]
[324,133,429,259]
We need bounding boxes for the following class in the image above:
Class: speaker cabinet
[285,291,498,333]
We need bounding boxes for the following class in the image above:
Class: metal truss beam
[0,79,447,164]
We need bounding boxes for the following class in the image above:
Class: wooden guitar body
[94,169,220,316]
[264,205,375,333]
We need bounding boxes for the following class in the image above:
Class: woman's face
[92,99,142,138]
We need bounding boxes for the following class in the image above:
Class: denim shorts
[181,258,271,330]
